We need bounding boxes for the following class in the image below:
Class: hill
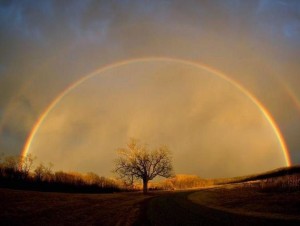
[214,165,300,184]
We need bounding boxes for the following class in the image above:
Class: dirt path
[137,190,300,226]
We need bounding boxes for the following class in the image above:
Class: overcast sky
[0,0,299,178]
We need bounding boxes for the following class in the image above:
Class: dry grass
[0,188,153,226]
[214,165,300,185]
[189,181,300,220]
[148,174,212,190]
[2,168,299,225]
[257,174,300,192]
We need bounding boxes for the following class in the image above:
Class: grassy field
[1,167,300,225]
[2,185,300,225]
[189,184,300,220]
[0,188,153,226]
[213,165,300,185]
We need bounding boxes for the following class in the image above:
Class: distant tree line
[0,152,212,193]
[0,154,124,193]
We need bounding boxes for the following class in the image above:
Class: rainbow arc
[21,57,291,166]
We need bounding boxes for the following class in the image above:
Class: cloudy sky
[0,0,299,178]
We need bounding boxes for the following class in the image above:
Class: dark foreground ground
[1,186,299,226]
[138,189,300,226]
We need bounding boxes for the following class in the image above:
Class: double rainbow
[21,57,291,166]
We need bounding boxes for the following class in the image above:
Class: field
[0,188,152,226]
[1,182,300,226]
[1,166,299,225]
[189,184,300,220]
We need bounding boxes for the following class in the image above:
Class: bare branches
[113,139,173,193]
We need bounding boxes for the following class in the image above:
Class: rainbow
[21,57,292,166]
[282,82,300,114]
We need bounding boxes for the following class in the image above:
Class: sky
[0,0,300,178]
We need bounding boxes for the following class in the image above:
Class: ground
[1,185,299,226]
[0,188,150,226]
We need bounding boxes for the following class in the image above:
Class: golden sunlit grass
[212,165,300,185]
[148,174,213,190]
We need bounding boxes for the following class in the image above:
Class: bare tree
[34,162,53,182]
[1,154,35,179]
[20,154,36,179]
[2,155,20,179]
[114,139,173,194]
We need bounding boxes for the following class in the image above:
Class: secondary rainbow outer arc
[21,57,292,166]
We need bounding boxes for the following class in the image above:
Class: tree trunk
[143,178,148,194]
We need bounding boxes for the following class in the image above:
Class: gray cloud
[0,0,299,177]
